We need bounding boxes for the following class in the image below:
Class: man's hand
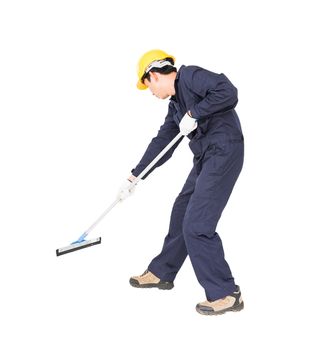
[179,112,198,136]
[117,178,136,201]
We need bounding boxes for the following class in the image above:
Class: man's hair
[141,58,177,84]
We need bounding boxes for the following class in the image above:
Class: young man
[118,49,244,316]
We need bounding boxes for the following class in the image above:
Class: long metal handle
[83,198,121,237]
[79,132,184,240]
[130,132,183,187]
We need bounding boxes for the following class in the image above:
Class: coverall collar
[171,65,185,102]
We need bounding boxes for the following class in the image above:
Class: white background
[1,0,325,349]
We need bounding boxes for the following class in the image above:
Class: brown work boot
[129,270,174,290]
[196,286,244,315]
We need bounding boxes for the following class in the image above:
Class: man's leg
[183,140,244,301]
[147,167,198,282]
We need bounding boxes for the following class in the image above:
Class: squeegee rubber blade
[56,237,101,256]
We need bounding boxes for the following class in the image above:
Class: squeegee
[56,132,184,256]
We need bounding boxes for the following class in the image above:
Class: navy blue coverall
[132,65,244,301]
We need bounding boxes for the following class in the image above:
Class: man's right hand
[117,178,136,201]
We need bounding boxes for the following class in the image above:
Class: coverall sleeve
[131,103,182,179]
[186,67,238,119]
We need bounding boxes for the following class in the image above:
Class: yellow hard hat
[136,49,175,90]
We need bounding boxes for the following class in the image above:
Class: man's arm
[131,103,182,179]
[185,66,238,119]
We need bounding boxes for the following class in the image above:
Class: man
[118,49,244,316]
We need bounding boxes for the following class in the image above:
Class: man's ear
[149,71,159,82]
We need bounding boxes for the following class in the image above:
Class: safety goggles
[141,59,173,82]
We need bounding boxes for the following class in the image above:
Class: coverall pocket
[205,137,243,177]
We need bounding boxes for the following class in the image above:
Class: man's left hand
[179,113,198,136]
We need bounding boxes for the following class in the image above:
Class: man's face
[144,72,170,99]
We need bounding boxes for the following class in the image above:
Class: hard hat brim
[137,80,148,90]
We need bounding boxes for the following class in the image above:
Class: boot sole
[129,278,174,290]
[196,301,244,316]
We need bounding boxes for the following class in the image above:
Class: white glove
[179,113,198,136]
[117,180,136,201]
